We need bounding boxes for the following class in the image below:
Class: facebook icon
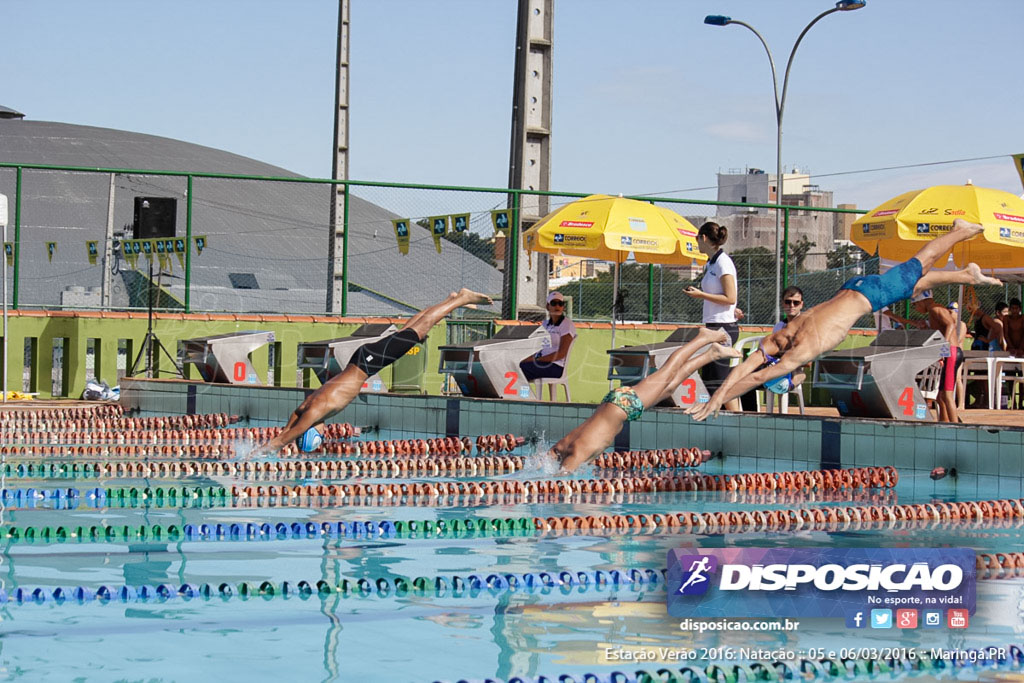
[846,611,866,629]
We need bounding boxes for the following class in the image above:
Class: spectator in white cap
[520,291,576,381]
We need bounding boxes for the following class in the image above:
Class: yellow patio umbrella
[851,183,1024,273]
[522,194,707,356]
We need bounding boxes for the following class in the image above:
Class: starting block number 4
[897,386,915,417]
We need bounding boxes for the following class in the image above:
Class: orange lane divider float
[593,448,712,469]
[525,496,1024,535]
[225,466,897,503]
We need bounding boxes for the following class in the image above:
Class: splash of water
[230,437,278,464]
[511,433,593,479]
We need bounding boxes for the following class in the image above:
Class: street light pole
[705,1,865,323]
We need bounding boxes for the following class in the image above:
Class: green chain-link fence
[4,163,1020,326]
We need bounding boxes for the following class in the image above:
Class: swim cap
[763,374,793,395]
[297,426,324,452]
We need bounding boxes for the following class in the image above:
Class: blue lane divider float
[0,517,561,544]
[0,569,666,607]
[432,645,1024,682]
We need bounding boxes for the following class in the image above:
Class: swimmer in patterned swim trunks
[554,328,741,472]
[258,288,492,455]
[688,219,1002,422]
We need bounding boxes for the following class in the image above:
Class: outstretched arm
[687,352,806,422]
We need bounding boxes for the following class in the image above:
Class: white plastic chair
[533,338,575,402]
[733,334,805,415]
[917,360,943,402]
[733,335,766,412]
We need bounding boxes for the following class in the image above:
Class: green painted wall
[3,313,877,402]
[2,314,447,399]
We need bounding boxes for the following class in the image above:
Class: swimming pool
[2,402,1024,682]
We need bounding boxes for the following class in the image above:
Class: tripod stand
[129,253,183,378]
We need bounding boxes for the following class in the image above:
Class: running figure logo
[676,555,718,595]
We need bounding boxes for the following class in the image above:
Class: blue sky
[3,0,1022,211]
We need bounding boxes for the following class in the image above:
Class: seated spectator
[968,300,1008,351]
[520,291,576,381]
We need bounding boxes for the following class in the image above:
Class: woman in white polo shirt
[684,221,741,411]
[520,291,576,381]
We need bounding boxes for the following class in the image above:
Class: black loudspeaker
[133,197,177,239]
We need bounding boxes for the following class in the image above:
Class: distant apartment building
[713,168,855,271]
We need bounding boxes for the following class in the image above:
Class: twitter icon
[871,609,893,629]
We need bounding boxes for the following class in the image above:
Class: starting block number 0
[897,386,915,416]
[234,362,247,382]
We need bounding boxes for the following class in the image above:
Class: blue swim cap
[297,426,324,452]
[763,374,793,395]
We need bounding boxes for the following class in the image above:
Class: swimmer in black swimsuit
[259,288,492,455]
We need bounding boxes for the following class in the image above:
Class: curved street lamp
[705,0,865,323]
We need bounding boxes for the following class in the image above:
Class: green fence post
[647,264,654,324]
[342,182,350,316]
[507,192,520,320]
[184,174,193,313]
[12,166,21,309]
[782,206,791,290]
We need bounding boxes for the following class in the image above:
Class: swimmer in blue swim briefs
[554,328,740,472]
[688,218,1002,422]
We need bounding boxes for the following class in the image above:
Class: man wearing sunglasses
[520,291,576,382]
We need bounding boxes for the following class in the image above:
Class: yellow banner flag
[173,237,186,269]
[45,242,57,262]
[429,216,448,254]
[491,209,511,236]
[392,219,411,255]
[193,235,207,255]
[1014,153,1024,192]
[86,240,99,265]
[451,213,470,233]
[123,240,140,269]
[3,243,12,267]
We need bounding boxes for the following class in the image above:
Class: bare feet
[704,342,742,362]
[694,327,730,346]
[456,288,493,307]
[951,218,984,238]
[964,263,1002,288]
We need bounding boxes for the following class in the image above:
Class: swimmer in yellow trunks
[553,328,740,472]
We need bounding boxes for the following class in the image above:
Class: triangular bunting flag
[429,216,447,254]
[392,219,411,255]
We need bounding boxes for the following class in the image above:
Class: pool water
[1,414,1023,682]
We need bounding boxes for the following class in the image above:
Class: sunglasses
[549,300,565,306]
[782,299,803,306]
